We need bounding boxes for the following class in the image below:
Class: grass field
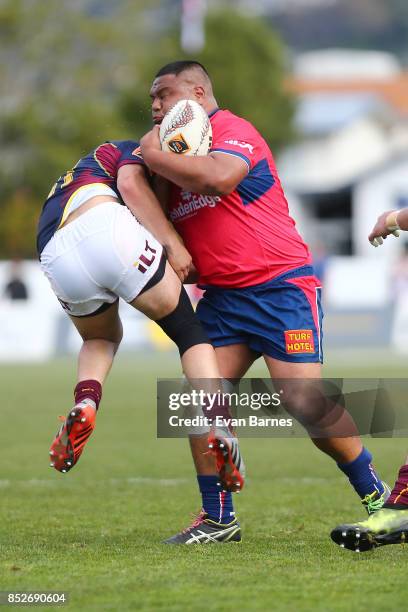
[1,350,407,611]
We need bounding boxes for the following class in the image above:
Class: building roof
[286,73,408,116]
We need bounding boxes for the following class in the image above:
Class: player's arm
[140,126,248,196]
[151,174,171,213]
[368,209,407,247]
[149,173,200,282]
[117,163,192,280]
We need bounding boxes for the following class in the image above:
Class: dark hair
[154,60,210,79]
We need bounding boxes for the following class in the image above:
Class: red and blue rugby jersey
[36,140,144,255]
[168,109,312,288]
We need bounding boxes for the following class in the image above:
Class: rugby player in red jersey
[139,60,390,543]
[331,208,408,551]
[37,139,243,544]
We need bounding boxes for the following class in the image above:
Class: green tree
[0,2,294,258]
[0,189,39,259]
[0,0,158,257]
[120,8,295,151]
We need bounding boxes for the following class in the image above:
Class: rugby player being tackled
[139,60,390,542]
[37,139,243,544]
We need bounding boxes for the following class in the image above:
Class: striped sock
[337,447,384,499]
[197,475,235,523]
[74,379,102,410]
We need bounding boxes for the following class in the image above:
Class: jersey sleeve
[115,140,145,169]
[210,117,259,171]
[93,141,145,179]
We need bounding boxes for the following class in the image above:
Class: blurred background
[2,0,408,362]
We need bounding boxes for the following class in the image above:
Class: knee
[82,320,123,348]
[282,387,309,422]
[156,287,209,356]
[156,292,180,319]
[281,384,334,427]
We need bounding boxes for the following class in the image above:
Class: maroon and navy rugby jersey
[37,140,144,255]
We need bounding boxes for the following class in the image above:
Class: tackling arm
[117,164,191,280]
[140,126,248,196]
[151,174,171,214]
[150,174,199,283]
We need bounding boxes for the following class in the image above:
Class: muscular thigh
[264,357,321,379]
[215,344,258,379]
[129,261,181,320]
[70,300,122,343]
[264,356,328,426]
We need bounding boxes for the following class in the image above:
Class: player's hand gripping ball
[159,99,212,156]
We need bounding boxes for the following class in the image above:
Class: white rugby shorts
[40,202,164,316]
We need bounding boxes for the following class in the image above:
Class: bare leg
[188,344,258,475]
[132,268,257,475]
[263,357,362,463]
[49,301,123,473]
[131,263,220,475]
[131,263,220,378]
[70,301,123,385]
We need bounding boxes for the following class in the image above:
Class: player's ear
[193,85,205,102]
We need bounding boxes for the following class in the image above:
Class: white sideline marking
[0,476,340,488]
[277,477,343,485]
[0,477,188,488]
[112,477,188,486]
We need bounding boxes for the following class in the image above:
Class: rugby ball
[159,99,212,156]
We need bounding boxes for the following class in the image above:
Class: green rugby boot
[331,507,408,552]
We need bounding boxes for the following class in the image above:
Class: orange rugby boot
[207,428,246,493]
[49,404,96,473]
